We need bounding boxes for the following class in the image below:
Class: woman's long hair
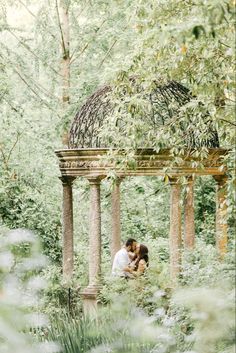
[135,244,149,270]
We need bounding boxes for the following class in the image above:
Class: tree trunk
[56,0,70,145]
[59,0,70,105]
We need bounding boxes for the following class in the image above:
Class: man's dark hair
[125,238,137,247]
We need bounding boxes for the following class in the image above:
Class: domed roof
[69,80,219,149]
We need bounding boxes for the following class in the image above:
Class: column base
[80,285,101,317]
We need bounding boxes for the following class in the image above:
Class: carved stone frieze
[137,160,168,168]
[59,160,103,169]
[55,148,228,176]
[59,157,224,171]
[59,159,172,170]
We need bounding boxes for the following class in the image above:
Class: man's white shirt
[112,247,130,277]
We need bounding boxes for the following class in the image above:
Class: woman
[130,244,149,276]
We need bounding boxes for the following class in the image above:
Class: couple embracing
[112,238,149,278]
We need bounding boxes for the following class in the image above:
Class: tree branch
[0,145,9,170]
[219,40,231,48]
[13,67,61,117]
[2,97,23,116]
[98,38,118,68]
[17,0,57,40]
[17,0,36,18]
[70,19,107,64]
[219,118,236,127]
[0,89,8,102]
[55,0,67,56]
[6,132,22,165]
[0,43,60,101]
[7,29,63,78]
[0,51,62,117]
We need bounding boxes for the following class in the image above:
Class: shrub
[0,173,62,262]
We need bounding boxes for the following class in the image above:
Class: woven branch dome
[69,80,219,149]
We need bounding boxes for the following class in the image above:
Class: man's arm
[118,252,132,273]
[123,266,133,273]
[128,251,135,260]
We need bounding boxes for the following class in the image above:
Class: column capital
[113,176,125,186]
[168,177,180,185]
[185,175,195,183]
[213,175,228,185]
[59,176,76,186]
[87,176,104,185]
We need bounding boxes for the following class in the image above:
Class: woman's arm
[130,259,147,276]
[136,259,147,275]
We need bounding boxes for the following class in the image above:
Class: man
[112,238,137,277]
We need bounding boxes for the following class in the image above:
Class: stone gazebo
[55,81,228,312]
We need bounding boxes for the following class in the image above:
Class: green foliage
[180,239,235,288]
[120,177,170,240]
[41,265,71,315]
[0,172,62,262]
[0,228,59,353]
[194,176,216,244]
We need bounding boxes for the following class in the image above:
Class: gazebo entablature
[56,146,228,315]
[56,147,227,178]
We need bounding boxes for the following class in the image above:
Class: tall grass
[43,305,161,353]
[44,313,108,353]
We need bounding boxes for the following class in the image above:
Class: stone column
[184,176,195,249]
[87,177,102,287]
[60,176,75,281]
[169,178,182,283]
[214,176,228,258]
[81,177,102,317]
[111,178,122,262]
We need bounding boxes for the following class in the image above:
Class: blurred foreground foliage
[0,228,59,353]
[33,232,234,353]
[1,229,233,353]
[41,239,235,353]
